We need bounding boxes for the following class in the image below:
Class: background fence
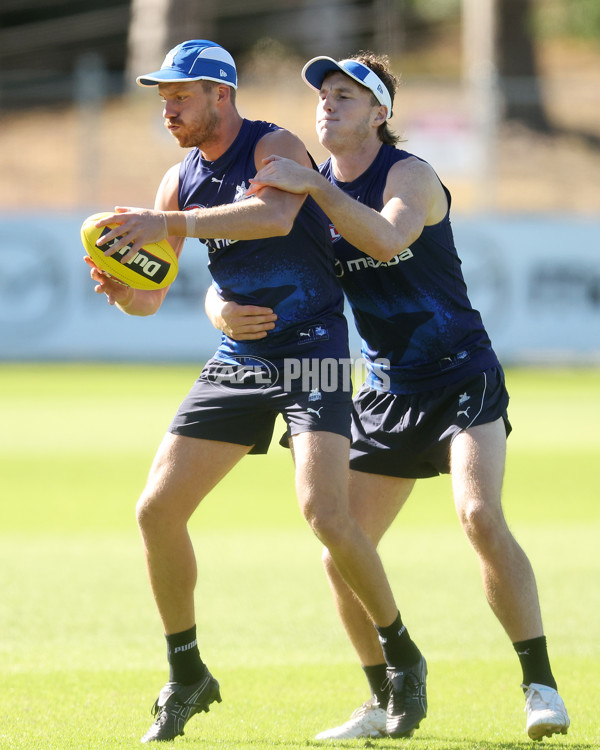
[1,0,598,363]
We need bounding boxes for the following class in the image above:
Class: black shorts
[349,366,511,478]
[169,357,352,454]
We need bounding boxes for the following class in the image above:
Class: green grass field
[1,363,598,750]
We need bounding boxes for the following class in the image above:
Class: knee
[135,492,154,535]
[306,504,350,550]
[457,498,506,552]
[136,487,169,538]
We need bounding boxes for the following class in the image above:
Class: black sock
[513,636,557,690]
[375,611,421,670]
[166,625,206,685]
[362,664,389,708]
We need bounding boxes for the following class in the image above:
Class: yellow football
[81,212,178,291]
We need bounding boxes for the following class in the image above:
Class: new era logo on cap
[137,39,238,89]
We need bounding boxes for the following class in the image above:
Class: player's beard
[169,107,221,150]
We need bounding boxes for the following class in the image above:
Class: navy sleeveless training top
[179,119,348,362]
[320,145,499,393]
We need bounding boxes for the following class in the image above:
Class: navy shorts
[169,357,352,455]
[349,366,511,478]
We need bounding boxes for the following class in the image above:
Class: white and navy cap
[302,56,392,119]
[137,39,237,89]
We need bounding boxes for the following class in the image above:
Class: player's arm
[94,130,311,263]
[204,285,277,341]
[86,164,185,315]
[248,154,448,263]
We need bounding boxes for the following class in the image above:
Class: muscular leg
[451,419,571,739]
[322,470,415,665]
[136,433,250,635]
[312,467,422,740]
[450,418,544,641]
[290,431,399,629]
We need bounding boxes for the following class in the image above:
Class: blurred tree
[126,0,165,84]
[165,0,216,48]
[495,0,551,131]
[409,0,553,132]
[127,0,216,86]
[126,0,399,81]
[538,0,600,40]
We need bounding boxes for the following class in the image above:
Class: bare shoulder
[255,127,311,168]
[384,155,448,224]
[386,154,441,191]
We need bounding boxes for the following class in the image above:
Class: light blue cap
[137,39,237,89]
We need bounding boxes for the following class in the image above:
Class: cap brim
[137,69,190,86]
[301,57,345,92]
[136,70,238,88]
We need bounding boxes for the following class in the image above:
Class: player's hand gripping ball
[80,212,178,290]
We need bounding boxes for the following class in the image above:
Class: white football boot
[315,699,387,740]
[523,683,570,741]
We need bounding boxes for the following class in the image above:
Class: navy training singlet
[179,119,349,362]
[320,145,500,393]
